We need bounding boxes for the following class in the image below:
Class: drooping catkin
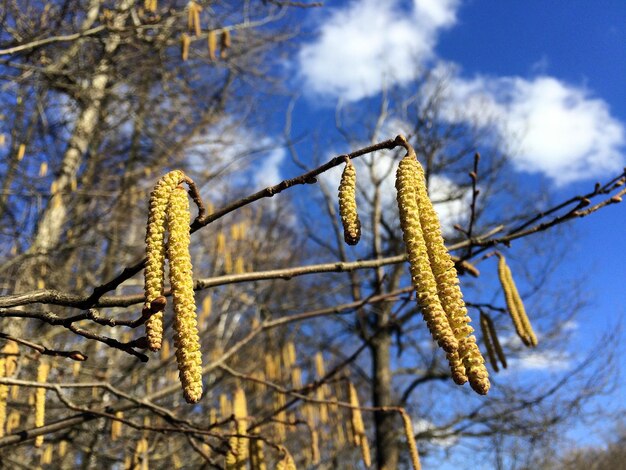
[208,30,217,60]
[144,169,186,351]
[276,447,296,470]
[348,381,371,467]
[338,159,361,245]
[497,254,537,347]
[181,33,191,61]
[249,438,267,470]
[187,1,202,36]
[402,142,489,395]
[400,410,422,470]
[0,359,7,438]
[395,153,458,354]
[111,411,123,441]
[168,186,203,403]
[34,361,50,447]
[233,387,249,466]
[41,444,53,465]
[144,0,157,13]
[6,411,20,433]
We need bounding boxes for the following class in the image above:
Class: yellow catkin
[0,359,7,438]
[187,1,202,36]
[59,440,67,457]
[6,410,20,433]
[338,159,361,245]
[249,438,267,470]
[400,410,422,470]
[224,251,233,274]
[172,453,182,469]
[403,142,489,395]
[160,339,170,361]
[41,444,53,464]
[396,153,458,354]
[144,0,157,13]
[39,161,48,177]
[234,388,248,462]
[497,254,537,347]
[17,143,26,161]
[133,438,149,469]
[34,361,50,447]
[168,186,203,403]
[220,30,231,59]
[234,256,245,274]
[276,447,296,470]
[111,411,123,441]
[216,231,226,253]
[220,394,232,418]
[181,33,191,61]
[208,30,217,60]
[311,429,320,465]
[348,382,371,467]
[144,169,186,351]
[72,360,81,378]
[506,260,538,347]
[291,367,302,389]
[274,392,287,443]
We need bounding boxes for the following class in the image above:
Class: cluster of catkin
[180,1,232,61]
[144,170,203,403]
[395,140,489,395]
[496,253,538,347]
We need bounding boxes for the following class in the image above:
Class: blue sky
[248,0,626,453]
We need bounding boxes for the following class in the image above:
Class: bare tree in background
[0,1,624,469]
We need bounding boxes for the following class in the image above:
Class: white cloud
[440,73,625,186]
[253,148,286,188]
[298,0,460,101]
[512,350,572,371]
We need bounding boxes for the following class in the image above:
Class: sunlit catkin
[111,411,123,441]
[338,159,361,245]
[168,186,203,403]
[403,141,489,395]
[181,33,191,61]
[0,359,7,438]
[497,253,537,347]
[395,152,458,354]
[249,438,267,470]
[34,361,50,447]
[400,410,422,470]
[144,169,185,351]
[6,411,20,433]
[276,447,296,470]
[233,388,249,466]
[348,381,371,467]
[208,30,217,60]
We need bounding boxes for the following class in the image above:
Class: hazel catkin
[395,153,458,354]
[34,361,50,448]
[497,253,537,347]
[338,159,361,245]
[168,186,203,403]
[144,169,186,351]
[400,409,422,470]
[348,381,371,467]
[401,140,489,395]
